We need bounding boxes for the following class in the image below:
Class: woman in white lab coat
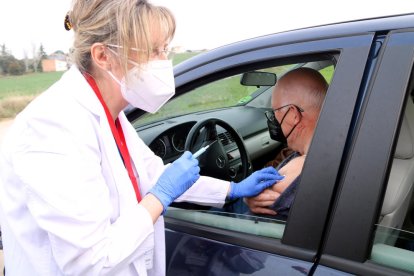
[0,0,282,275]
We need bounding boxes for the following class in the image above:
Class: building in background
[41,50,69,72]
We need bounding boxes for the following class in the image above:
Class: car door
[316,29,414,275]
[163,28,375,275]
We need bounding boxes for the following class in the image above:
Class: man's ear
[90,43,112,71]
[292,107,302,124]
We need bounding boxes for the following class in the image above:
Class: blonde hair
[68,0,175,73]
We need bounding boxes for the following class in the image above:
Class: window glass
[319,65,334,84]
[134,63,334,128]
[166,208,286,239]
[371,226,414,273]
[135,73,259,126]
[370,96,414,273]
[133,64,297,127]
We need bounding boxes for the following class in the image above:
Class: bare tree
[23,50,30,73]
[32,43,41,73]
[0,44,10,74]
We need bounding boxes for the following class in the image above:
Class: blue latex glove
[228,167,284,200]
[149,151,200,212]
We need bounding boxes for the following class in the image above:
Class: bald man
[246,67,328,220]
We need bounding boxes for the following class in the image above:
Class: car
[127,13,414,275]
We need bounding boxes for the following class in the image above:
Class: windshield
[133,62,333,127]
[134,64,298,126]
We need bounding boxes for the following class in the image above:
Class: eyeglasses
[265,104,304,122]
[106,44,174,57]
[273,104,304,113]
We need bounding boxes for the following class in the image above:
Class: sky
[1,0,414,59]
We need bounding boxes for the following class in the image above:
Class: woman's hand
[148,151,200,213]
[228,167,284,200]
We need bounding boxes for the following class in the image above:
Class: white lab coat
[0,66,229,276]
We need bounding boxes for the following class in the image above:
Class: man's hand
[244,188,281,215]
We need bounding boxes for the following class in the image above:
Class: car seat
[378,96,414,244]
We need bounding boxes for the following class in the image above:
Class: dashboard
[134,106,280,171]
[148,122,194,163]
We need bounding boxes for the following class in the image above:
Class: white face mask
[107,60,175,113]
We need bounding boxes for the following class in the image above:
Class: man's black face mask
[266,109,289,144]
[265,105,303,145]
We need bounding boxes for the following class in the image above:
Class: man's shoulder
[265,147,297,168]
[277,150,300,169]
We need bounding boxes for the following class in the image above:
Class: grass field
[0,52,200,119]
[0,71,64,99]
[0,72,64,119]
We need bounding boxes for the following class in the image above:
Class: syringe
[192,140,217,158]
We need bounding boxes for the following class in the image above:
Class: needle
[192,140,217,158]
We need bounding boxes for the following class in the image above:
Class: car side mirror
[240,71,277,87]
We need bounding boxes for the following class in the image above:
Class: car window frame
[164,32,375,263]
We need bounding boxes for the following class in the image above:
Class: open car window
[133,58,336,240]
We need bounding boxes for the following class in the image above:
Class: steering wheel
[184,118,249,182]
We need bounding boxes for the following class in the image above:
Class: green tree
[7,59,25,75]
[39,44,48,60]
[0,44,10,56]
[0,55,24,75]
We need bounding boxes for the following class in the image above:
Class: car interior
[378,94,414,243]
[131,56,336,231]
[370,88,414,272]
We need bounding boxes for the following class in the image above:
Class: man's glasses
[265,104,304,122]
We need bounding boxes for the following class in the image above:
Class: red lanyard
[84,73,142,202]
